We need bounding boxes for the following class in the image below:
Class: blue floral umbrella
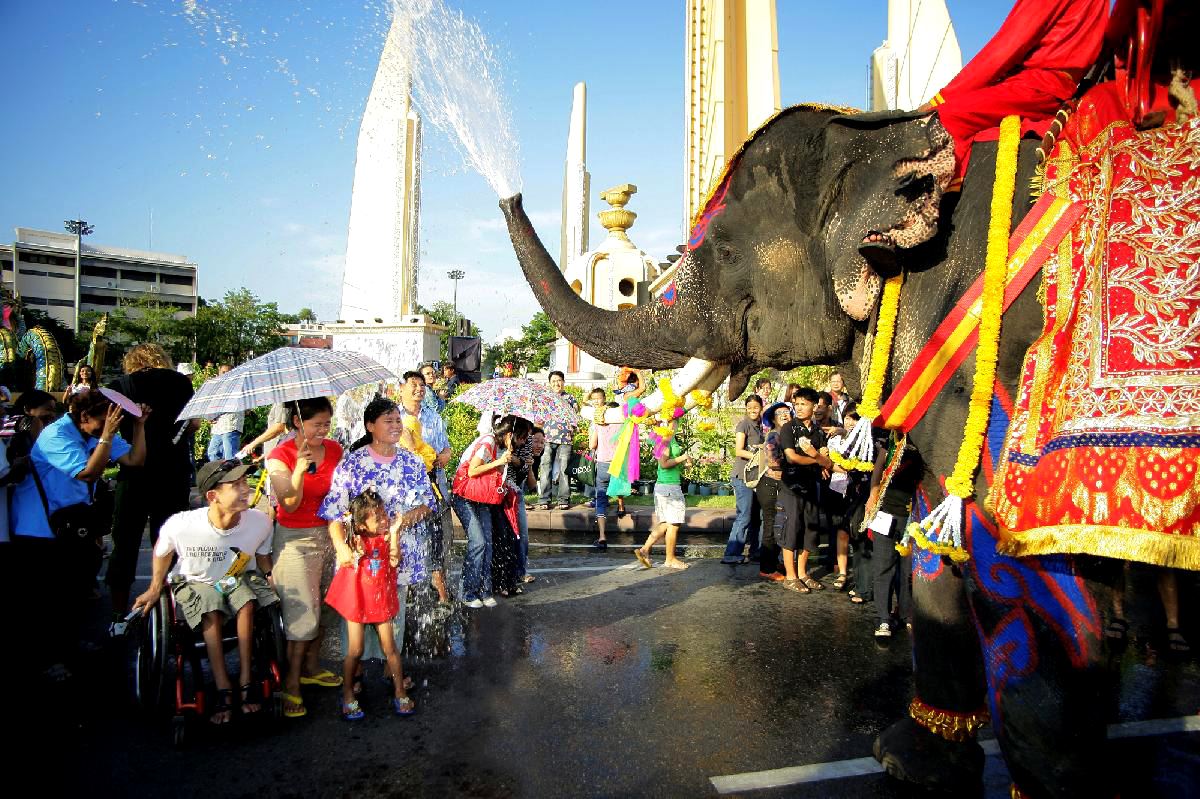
[176,347,395,421]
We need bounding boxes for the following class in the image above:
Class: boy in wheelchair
[133,459,278,724]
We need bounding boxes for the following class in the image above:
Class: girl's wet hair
[492,414,532,442]
[349,488,388,532]
[744,393,764,408]
[289,397,334,429]
[67,387,114,425]
[350,396,399,452]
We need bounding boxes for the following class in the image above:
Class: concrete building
[1,227,198,330]
[684,0,780,232]
[868,0,961,111]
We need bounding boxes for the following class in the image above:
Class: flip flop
[210,688,234,725]
[281,692,307,718]
[634,549,652,569]
[662,561,690,570]
[392,696,417,716]
[300,669,343,688]
[342,700,365,721]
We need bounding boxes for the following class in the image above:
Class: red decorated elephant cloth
[992,116,1200,570]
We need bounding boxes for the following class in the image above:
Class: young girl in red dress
[325,489,414,719]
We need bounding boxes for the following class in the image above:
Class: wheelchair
[133,580,287,745]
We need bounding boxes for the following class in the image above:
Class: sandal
[782,578,811,594]
[392,695,417,716]
[1167,627,1191,654]
[1105,618,1129,642]
[239,683,261,715]
[281,692,307,718]
[634,548,652,569]
[299,668,343,688]
[341,699,365,721]
[850,594,866,604]
[832,574,848,590]
[520,574,536,584]
[798,575,824,591]
[211,688,234,725]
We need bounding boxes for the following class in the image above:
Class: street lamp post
[447,269,465,333]
[64,218,95,334]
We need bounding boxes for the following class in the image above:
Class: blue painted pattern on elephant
[964,389,1102,726]
[910,488,943,582]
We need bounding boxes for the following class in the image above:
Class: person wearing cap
[132,459,278,725]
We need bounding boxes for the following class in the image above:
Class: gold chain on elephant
[896,115,1023,563]
[907,697,990,743]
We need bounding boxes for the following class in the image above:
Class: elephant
[501,103,1158,796]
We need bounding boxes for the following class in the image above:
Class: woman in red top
[265,396,344,718]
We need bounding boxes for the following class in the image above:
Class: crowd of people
[709,373,919,638]
[3,349,1185,725]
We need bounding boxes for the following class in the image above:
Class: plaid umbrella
[452,378,579,428]
[176,347,395,421]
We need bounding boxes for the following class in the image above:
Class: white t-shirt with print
[154,507,273,586]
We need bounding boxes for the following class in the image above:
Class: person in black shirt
[776,387,833,593]
[868,442,924,638]
[105,344,198,630]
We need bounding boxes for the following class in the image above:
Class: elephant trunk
[500,194,689,370]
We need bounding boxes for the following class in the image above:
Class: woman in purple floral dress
[319,397,434,696]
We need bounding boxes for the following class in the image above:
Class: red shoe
[759,571,785,582]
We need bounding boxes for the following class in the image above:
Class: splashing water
[394,0,522,198]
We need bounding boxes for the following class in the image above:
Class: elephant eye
[714,241,737,264]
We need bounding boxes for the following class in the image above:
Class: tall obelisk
[868,0,961,111]
[340,12,422,321]
[560,82,590,271]
[684,0,781,232]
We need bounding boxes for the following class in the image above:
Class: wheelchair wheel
[257,604,287,681]
[172,714,186,747]
[134,593,171,712]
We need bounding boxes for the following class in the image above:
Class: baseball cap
[197,459,253,495]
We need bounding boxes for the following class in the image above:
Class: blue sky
[0,1,1008,341]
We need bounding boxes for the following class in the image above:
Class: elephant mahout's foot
[873,715,984,795]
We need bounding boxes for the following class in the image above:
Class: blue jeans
[514,499,529,578]
[594,461,611,518]
[207,430,240,461]
[537,441,572,504]
[723,476,761,561]
[452,496,493,601]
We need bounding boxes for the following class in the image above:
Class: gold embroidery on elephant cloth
[1059,121,1200,435]
[997,523,1200,570]
[992,118,1200,568]
[907,697,990,743]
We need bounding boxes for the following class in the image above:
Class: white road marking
[708,715,1200,793]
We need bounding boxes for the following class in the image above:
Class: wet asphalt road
[48,534,1200,798]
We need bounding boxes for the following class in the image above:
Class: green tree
[296,307,317,322]
[182,289,288,365]
[484,311,557,375]
[416,301,482,360]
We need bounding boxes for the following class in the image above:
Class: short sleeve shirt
[777,420,828,494]
[154,507,273,585]
[12,416,131,539]
[266,438,344,528]
[544,392,579,445]
[732,417,766,480]
[656,439,685,485]
[318,446,436,524]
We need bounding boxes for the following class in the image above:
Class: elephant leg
[874,543,990,793]
[964,512,1112,798]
